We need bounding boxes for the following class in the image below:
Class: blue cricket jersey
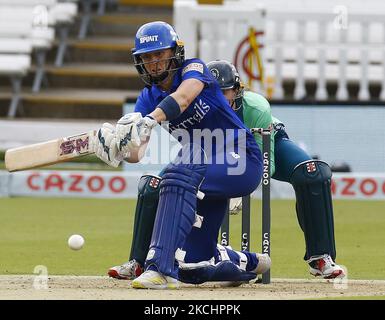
[134,58,260,162]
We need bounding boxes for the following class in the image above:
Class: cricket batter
[108,58,345,283]
[93,22,271,289]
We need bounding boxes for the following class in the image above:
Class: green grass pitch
[0,198,384,280]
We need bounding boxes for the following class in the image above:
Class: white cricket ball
[68,234,85,250]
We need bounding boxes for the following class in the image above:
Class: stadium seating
[50,0,79,66]
[264,10,385,100]
[174,0,385,101]
[0,0,79,117]
[0,32,32,118]
[241,0,385,100]
[78,0,109,39]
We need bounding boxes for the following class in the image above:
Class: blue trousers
[182,127,312,264]
[181,145,262,264]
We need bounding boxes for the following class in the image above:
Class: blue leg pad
[145,144,206,279]
[178,260,257,284]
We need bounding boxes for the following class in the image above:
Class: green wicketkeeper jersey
[242,90,280,176]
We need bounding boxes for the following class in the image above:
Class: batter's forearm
[123,141,149,163]
[148,108,167,123]
[148,79,204,122]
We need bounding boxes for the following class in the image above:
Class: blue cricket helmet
[133,21,178,55]
[132,21,185,86]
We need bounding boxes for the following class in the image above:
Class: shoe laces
[323,255,335,267]
[307,254,335,270]
[121,259,141,272]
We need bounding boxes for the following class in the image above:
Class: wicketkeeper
[206,60,345,279]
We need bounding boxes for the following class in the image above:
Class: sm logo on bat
[60,135,90,155]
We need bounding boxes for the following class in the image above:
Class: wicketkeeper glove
[229,197,242,215]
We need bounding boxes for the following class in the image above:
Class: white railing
[174,0,385,101]
[174,0,266,93]
[265,11,385,100]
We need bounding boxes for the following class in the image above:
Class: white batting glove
[138,115,158,140]
[115,112,142,158]
[115,112,157,158]
[93,123,121,167]
[229,197,242,215]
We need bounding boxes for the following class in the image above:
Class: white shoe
[132,270,179,289]
[308,254,345,279]
[108,259,143,280]
[253,253,271,274]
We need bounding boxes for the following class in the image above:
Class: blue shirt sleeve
[134,89,153,117]
[181,58,215,88]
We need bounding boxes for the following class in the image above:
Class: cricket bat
[5,130,96,172]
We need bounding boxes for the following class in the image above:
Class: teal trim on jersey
[242,91,277,175]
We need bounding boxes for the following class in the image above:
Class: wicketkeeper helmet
[207,60,244,111]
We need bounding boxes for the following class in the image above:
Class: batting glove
[137,115,158,141]
[93,123,121,167]
[115,112,157,158]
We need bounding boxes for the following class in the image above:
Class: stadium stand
[0,22,32,118]
[174,0,385,102]
[1,0,385,122]
[78,0,107,39]
[0,0,79,117]
[0,0,174,159]
[0,0,173,120]
[51,0,79,66]
[264,10,385,101]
